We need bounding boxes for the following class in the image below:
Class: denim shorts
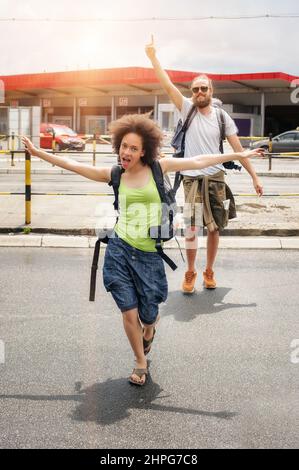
[103,235,168,325]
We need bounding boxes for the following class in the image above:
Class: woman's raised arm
[22,136,111,183]
[159,148,265,173]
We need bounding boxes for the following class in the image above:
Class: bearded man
[146,37,263,293]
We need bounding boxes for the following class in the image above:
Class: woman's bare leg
[122,307,147,384]
[143,314,160,342]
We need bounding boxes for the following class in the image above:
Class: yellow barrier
[280,152,299,156]
[0,133,269,140]
[25,150,31,224]
[238,136,267,140]
[10,132,15,167]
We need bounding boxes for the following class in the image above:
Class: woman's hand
[239,148,265,159]
[21,136,38,156]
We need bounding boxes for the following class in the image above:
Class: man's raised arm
[145,35,183,112]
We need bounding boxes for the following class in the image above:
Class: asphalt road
[0,248,299,449]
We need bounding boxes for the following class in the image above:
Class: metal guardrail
[0,133,274,155]
[0,149,118,168]
[0,132,112,166]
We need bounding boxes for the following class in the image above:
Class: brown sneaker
[182,271,197,294]
[203,269,216,289]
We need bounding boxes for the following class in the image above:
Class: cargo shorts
[183,175,236,230]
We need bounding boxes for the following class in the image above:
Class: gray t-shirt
[180,97,238,176]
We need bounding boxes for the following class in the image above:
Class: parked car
[250,130,299,153]
[40,123,85,151]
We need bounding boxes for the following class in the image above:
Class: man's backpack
[171,105,197,159]
[89,160,179,301]
[170,105,197,192]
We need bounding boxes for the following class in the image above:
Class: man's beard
[192,95,212,109]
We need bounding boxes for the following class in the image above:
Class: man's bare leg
[206,230,219,270]
[182,226,199,293]
[203,230,219,289]
[185,226,199,271]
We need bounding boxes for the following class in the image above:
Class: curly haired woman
[22,114,263,386]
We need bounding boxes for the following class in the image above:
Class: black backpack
[89,160,179,301]
[215,107,241,171]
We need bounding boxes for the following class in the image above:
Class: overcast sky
[0,0,298,76]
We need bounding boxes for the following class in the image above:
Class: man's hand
[236,148,264,196]
[144,34,183,111]
[252,177,263,196]
[145,34,156,61]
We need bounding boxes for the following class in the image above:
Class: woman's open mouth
[121,156,131,168]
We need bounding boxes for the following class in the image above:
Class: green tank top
[115,172,161,252]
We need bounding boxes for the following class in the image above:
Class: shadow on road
[71,375,237,425]
[0,374,237,426]
[161,287,257,322]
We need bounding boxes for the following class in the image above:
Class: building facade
[1,67,298,146]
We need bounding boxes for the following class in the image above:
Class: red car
[40,123,85,151]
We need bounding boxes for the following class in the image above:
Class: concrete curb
[1,234,299,249]
[1,227,299,237]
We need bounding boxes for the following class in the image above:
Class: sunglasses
[191,86,209,94]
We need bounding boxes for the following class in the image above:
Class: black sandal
[128,367,148,386]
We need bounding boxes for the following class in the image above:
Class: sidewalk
[1,192,299,236]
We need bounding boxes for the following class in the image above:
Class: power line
[0,14,299,22]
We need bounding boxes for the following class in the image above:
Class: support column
[39,98,43,122]
[77,106,81,132]
[111,96,116,121]
[73,97,77,131]
[154,95,159,122]
[260,92,265,137]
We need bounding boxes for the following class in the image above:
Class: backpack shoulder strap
[150,160,166,202]
[150,160,178,271]
[215,107,226,153]
[182,104,197,132]
[90,165,123,302]
[108,164,124,211]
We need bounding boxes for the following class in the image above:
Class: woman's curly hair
[109,113,163,165]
